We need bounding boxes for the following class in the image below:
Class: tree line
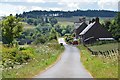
[17,10,117,18]
[24,17,57,27]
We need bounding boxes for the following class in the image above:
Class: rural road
[34,38,92,78]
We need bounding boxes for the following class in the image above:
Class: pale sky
[0,0,119,16]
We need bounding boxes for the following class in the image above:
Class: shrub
[33,35,48,44]
[2,46,35,68]
[19,47,26,51]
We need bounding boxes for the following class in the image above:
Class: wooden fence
[84,45,119,58]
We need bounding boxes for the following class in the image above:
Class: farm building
[74,17,88,39]
[79,17,113,44]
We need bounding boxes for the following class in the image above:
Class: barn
[74,17,88,39]
[79,17,113,44]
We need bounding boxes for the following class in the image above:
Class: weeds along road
[34,38,92,78]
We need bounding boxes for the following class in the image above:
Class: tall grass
[2,40,64,78]
[77,45,118,78]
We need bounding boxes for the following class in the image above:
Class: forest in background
[17,10,117,18]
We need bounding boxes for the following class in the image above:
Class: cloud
[66,2,79,8]
[97,0,119,11]
[59,0,97,2]
[31,6,43,10]
[0,0,22,2]
[0,0,119,16]
[0,3,29,16]
[26,0,45,3]
[31,6,63,11]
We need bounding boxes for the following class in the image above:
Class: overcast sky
[0,0,119,16]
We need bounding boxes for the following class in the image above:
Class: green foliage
[27,18,34,25]
[36,17,44,26]
[109,19,120,40]
[17,10,116,19]
[36,24,51,34]
[33,34,48,44]
[25,17,57,27]
[45,17,49,23]
[49,28,57,41]
[33,20,38,26]
[25,17,44,26]
[2,46,35,68]
[102,20,111,30]
[1,14,23,46]
[18,22,58,45]
[102,12,120,41]
[2,40,64,78]
[65,35,73,44]
[61,30,66,36]
[49,17,58,27]
[54,24,74,36]
[54,24,62,34]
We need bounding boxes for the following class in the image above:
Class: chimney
[79,18,82,22]
[82,17,86,22]
[91,18,95,23]
[89,20,92,24]
[96,17,99,23]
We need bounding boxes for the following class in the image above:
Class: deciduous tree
[1,14,23,46]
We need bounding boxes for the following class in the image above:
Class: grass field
[56,16,81,22]
[57,21,74,26]
[22,22,36,30]
[56,16,114,23]
[77,44,118,78]
[88,43,119,52]
[2,40,64,78]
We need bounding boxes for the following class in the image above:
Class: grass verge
[2,40,64,78]
[77,45,118,78]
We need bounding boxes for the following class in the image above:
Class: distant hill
[17,10,117,18]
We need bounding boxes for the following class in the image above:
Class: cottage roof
[98,38,114,40]
[74,22,83,29]
[79,22,95,35]
[84,37,94,42]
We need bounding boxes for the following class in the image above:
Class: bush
[2,46,35,68]
[15,53,30,64]
[65,35,73,44]
[33,36,47,44]
[49,28,57,41]
[19,47,26,51]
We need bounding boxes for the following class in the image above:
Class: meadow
[88,43,119,52]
